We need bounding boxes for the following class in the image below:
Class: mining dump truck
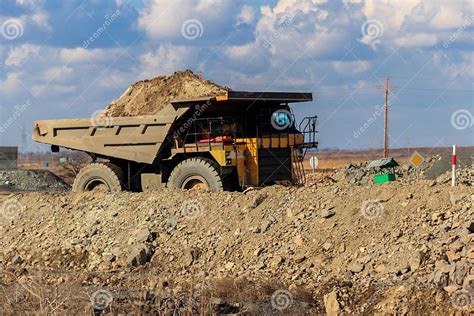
[32,91,318,192]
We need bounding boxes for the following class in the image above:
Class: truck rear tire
[72,162,124,192]
[167,158,224,192]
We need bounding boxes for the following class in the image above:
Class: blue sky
[0,0,472,153]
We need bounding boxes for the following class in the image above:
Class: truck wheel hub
[85,179,109,191]
[182,176,209,190]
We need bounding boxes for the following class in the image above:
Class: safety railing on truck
[298,116,318,149]
[173,117,241,153]
[172,115,318,153]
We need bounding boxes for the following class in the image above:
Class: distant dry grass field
[304,146,473,171]
[16,146,473,181]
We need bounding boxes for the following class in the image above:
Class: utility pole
[383,78,389,158]
[377,78,397,158]
[21,126,27,154]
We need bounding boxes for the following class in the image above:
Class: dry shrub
[0,269,90,315]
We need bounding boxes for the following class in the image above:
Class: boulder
[324,291,341,316]
[126,246,152,267]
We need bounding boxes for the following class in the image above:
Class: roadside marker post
[452,145,456,187]
[309,156,318,174]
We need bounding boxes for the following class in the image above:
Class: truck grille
[258,148,292,185]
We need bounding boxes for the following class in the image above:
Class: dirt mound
[423,151,473,180]
[330,153,473,186]
[104,70,229,117]
[0,169,70,192]
[0,178,472,313]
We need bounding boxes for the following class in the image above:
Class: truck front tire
[72,162,124,192]
[167,158,224,192]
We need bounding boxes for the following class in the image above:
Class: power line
[313,87,471,93]
[399,87,472,92]
[377,78,398,158]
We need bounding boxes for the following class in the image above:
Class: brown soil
[103,70,229,117]
[0,178,472,314]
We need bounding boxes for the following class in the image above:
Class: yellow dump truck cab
[32,91,318,192]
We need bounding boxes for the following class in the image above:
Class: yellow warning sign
[409,151,424,168]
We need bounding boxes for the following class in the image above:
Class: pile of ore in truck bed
[103,70,229,117]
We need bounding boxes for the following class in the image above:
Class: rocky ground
[329,152,473,187]
[0,170,472,314]
[0,169,70,192]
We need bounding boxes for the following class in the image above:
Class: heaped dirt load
[1,177,472,314]
[104,70,229,117]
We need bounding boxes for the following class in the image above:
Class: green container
[373,173,396,184]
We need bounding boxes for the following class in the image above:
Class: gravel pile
[423,151,472,180]
[0,170,70,192]
[331,152,472,186]
[0,179,472,314]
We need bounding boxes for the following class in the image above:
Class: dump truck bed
[32,111,178,164]
[33,91,313,165]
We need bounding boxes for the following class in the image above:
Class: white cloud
[429,5,470,30]
[361,0,474,48]
[15,0,43,8]
[225,42,258,61]
[5,44,40,66]
[43,66,73,81]
[255,0,357,60]
[5,1,51,32]
[59,47,121,64]
[222,42,269,74]
[31,83,76,97]
[394,33,439,48]
[236,5,256,26]
[96,71,130,89]
[0,72,26,97]
[433,51,474,80]
[31,11,51,31]
[332,60,371,75]
[138,0,236,40]
[138,44,199,78]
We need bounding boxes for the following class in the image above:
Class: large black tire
[72,162,124,192]
[167,158,224,192]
